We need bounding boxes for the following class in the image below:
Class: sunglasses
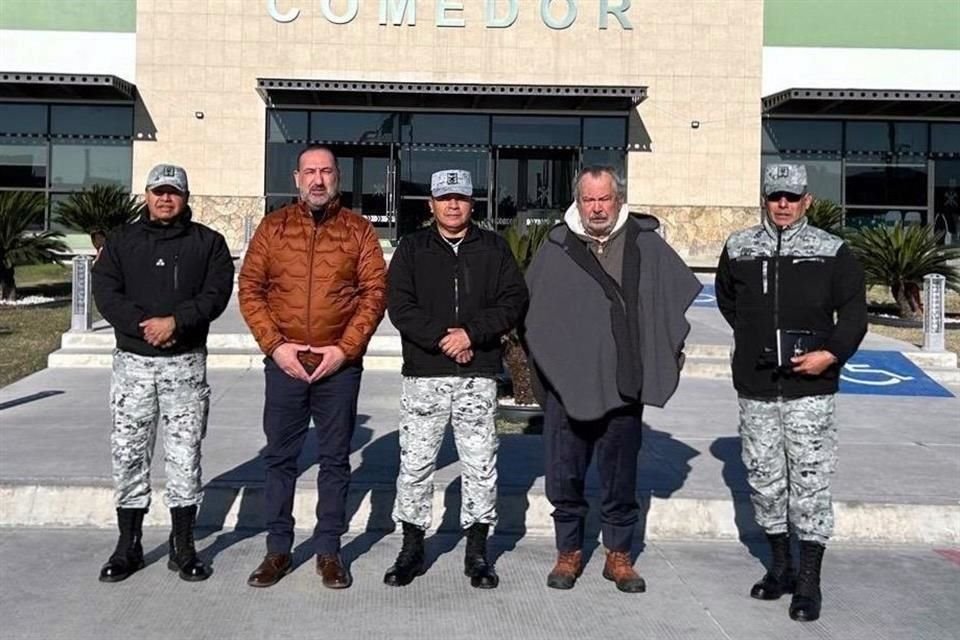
[766,191,805,203]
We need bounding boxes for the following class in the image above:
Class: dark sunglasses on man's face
[766,191,804,203]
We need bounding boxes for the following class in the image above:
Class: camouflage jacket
[715,215,867,399]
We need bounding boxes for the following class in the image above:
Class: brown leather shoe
[602,550,646,593]
[247,552,292,588]
[546,550,583,590]
[316,553,352,589]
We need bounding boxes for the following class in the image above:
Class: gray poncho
[525,211,701,421]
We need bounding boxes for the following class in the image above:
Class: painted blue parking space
[839,350,954,397]
[693,283,716,307]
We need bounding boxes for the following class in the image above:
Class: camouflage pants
[738,394,838,544]
[110,349,210,509]
[393,376,498,530]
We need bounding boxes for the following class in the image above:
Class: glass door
[493,149,577,228]
[933,159,960,245]
[325,144,397,240]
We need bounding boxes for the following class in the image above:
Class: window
[50,140,132,190]
[763,119,948,228]
[0,138,47,189]
[399,114,489,146]
[267,110,308,143]
[0,102,134,231]
[845,165,927,207]
[50,105,132,137]
[0,104,46,134]
[310,111,395,143]
[762,120,842,153]
[932,123,960,156]
[583,118,626,148]
[492,116,580,147]
[846,121,928,160]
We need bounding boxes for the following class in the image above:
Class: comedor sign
[266,0,633,30]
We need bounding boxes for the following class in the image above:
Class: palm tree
[501,218,555,405]
[846,223,960,319]
[54,184,142,250]
[0,192,69,301]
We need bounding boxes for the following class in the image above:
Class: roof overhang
[257,79,646,113]
[762,88,960,118]
[0,72,136,102]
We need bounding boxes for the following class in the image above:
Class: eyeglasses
[766,191,804,203]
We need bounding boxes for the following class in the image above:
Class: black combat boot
[789,541,825,622]
[464,523,499,589]
[99,507,147,583]
[383,522,425,587]
[167,505,211,582]
[750,532,796,600]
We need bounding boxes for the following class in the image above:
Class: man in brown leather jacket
[239,145,387,589]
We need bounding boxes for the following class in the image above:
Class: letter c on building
[267,0,300,23]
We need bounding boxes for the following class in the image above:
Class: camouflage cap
[430,169,473,198]
[145,164,189,194]
[762,163,807,196]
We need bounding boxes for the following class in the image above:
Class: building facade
[1,0,957,262]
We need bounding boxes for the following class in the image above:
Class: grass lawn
[866,285,960,357]
[0,262,73,388]
[0,301,70,388]
[14,262,72,288]
[867,323,960,356]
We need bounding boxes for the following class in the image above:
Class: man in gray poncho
[525,165,700,593]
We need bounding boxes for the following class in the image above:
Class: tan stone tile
[693,1,729,26]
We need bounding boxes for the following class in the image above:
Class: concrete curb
[3,483,957,544]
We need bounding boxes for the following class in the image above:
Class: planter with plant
[499,218,555,419]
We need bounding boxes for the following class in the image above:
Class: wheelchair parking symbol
[838,351,953,397]
[693,284,717,307]
[841,363,914,387]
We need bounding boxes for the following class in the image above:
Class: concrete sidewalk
[1,529,958,640]
[1,366,958,543]
[3,277,959,543]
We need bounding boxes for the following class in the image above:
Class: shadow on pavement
[613,424,700,567]
[709,436,766,564]
[189,415,375,571]
[0,390,65,411]
[489,432,544,569]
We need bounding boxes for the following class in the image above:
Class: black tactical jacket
[715,216,867,398]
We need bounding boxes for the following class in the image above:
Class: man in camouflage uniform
[93,164,234,583]
[715,163,867,622]
[384,169,528,589]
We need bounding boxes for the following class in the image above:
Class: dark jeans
[261,359,361,555]
[543,390,643,553]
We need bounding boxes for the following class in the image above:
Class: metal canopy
[0,72,136,102]
[762,88,960,118]
[257,79,646,113]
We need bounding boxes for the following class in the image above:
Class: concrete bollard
[243,214,255,246]
[70,255,94,332]
[923,273,946,352]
